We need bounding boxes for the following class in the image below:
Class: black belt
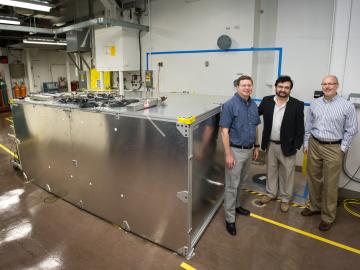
[270,140,281,144]
[230,143,253,149]
[312,136,341,145]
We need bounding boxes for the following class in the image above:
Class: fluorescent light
[23,38,67,46]
[0,19,21,25]
[0,0,52,12]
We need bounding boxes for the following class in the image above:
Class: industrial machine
[11,93,227,258]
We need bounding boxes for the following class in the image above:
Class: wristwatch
[254,144,260,148]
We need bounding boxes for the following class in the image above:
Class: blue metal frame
[146,47,283,78]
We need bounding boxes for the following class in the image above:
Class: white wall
[8,49,78,93]
[342,0,360,96]
[253,0,278,98]
[28,49,77,92]
[275,0,334,102]
[332,0,360,192]
[142,0,257,96]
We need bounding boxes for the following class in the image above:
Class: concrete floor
[1,111,360,270]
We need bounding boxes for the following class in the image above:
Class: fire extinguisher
[20,82,26,97]
[13,83,20,98]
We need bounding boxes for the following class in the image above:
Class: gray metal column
[66,53,72,92]
[25,49,34,93]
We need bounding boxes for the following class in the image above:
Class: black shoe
[225,222,236,236]
[236,206,250,216]
[301,208,321,216]
[319,220,333,231]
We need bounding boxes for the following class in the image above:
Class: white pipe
[118,71,124,96]
[65,53,71,92]
[100,71,104,91]
[341,0,353,95]
[327,0,337,74]
[25,49,34,93]
[148,0,152,71]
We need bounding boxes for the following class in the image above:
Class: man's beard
[276,91,289,98]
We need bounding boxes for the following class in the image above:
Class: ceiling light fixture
[23,38,67,46]
[0,0,53,12]
[0,17,21,25]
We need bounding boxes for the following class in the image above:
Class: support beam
[79,53,90,70]
[99,0,121,19]
[25,49,34,93]
[67,53,81,70]
[66,54,72,92]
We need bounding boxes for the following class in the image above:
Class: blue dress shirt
[220,93,260,146]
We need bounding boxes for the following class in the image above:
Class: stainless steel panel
[12,104,190,252]
[12,104,74,196]
[191,114,224,241]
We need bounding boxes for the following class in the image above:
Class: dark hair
[235,75,253,86]
[275,75,293,89]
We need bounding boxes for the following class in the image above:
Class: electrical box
[90,68,111,90]
[348,93,360,107]
[145,70,153,88]
[78,71,87,90]
[43,82,59,92]
[95,26,139,72]
[9,63,25,78]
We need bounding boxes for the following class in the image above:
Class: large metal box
[11,94,226,257]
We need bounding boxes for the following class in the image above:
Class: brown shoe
[261,195,274,204]
[319,220,332,231]
[301,208,321,216]
[280,202,289,213]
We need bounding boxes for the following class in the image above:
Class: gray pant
[224,147,252,223]
[265,142,296,203]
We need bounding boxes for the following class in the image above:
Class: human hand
[303,147,308,155]
[253,148,259,160]
[225,154,235,169]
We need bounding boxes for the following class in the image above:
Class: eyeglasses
[277,85,291,90]
[321,82,337,86]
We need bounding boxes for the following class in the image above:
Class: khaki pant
[307,137,343,223]
[266,142,296,202]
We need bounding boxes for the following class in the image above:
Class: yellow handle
[177,116,196,125]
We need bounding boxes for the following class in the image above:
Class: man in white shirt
[302,75,358,231]
[258,76,305,212]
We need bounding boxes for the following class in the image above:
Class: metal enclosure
[95,26,140,71]
[11,94,226,257]
[66,28,91,52]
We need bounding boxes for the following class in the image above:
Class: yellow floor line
[180,262,196,270]
[250,213,360,255]
[0,143,18,159]
[5,117,13,123]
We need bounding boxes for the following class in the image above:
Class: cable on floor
[343,199,360,219]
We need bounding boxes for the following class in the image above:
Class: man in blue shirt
[220,75,260,236]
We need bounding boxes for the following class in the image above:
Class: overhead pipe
[0,17,149,34]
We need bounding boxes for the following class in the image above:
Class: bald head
[322,75,339,85]
[321,75,339,100]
